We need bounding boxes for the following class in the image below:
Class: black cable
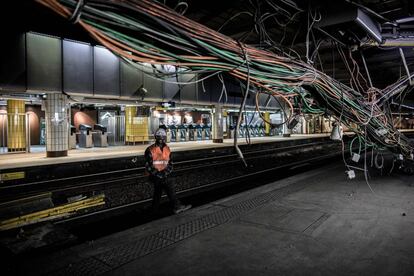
[234,41,250,168]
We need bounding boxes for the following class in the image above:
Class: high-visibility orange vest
[150,145,171,171]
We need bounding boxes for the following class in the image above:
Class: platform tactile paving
[94,234,173,267]
[157,217,217,241]
[52,256,112,276]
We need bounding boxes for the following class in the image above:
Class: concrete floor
[11,161,414,276]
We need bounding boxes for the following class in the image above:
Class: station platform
[11,161,414,276]
[0,134,331,170]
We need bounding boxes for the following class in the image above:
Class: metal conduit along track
[0,137,344,237]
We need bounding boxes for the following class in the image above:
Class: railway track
[0,138,344,234]
[57,150,341,226]
[0,141,331,199]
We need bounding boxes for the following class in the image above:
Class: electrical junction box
[352,153,360,162]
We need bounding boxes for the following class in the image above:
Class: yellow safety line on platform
[0,194,105,231]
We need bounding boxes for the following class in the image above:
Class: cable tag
[330,124,343,141]
[375,128,387,136]
[346,170,356,179]
[351,153,360,163]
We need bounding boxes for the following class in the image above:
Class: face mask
[156,136,166,144]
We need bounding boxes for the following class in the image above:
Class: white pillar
[44,93,69,157]
[212,104,223,143]
[283,101,292,137]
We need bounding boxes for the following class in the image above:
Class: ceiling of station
[5,0,414,93]
[180,0,414,87]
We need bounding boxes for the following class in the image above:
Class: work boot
[174,204,192,214]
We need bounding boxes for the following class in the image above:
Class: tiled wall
[44,93,68,153]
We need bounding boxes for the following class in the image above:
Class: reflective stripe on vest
[150,145,171,171]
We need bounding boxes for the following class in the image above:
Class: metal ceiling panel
[27,32,62,92]
[63,39,93,95]
[93,46,120,96]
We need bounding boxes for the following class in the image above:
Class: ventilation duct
[316,6,382,44]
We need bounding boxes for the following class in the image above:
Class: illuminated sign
[159,101,175,108]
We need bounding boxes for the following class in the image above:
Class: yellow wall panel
[125,106,149,142]
[7,100,26,151]
[264,112,270,135]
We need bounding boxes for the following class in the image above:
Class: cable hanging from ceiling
[35,0,414,162]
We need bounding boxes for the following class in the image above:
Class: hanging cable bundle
[36,0,413,159]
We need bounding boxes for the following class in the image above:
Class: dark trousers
[150,175,180,211]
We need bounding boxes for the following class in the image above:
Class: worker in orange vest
[145,128,191,214]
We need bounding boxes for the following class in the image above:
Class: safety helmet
[155,128,167,139]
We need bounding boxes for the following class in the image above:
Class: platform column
[284,124,292,137]
[212,104,223,143]
[264,112,270,136]
[44,93,69,157]
[283,101,292,137]
[7,100,26,152]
